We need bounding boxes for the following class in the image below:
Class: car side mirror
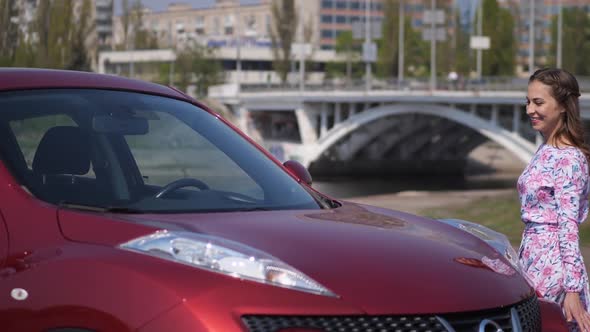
[283,160,312,186]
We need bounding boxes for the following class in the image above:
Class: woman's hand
[564,292,590,331]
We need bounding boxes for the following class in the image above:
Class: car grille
[440,296,541,331]
[515,296,542,332]
[242,296,540,332]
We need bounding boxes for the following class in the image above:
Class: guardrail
[238,76,590,93]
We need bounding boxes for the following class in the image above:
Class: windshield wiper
[58,201,145,214]
[303,188,340,209]
[103,206,145,214]
[58,201,106,212]
[229,207,272,212]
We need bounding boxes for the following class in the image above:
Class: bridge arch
[303,103,537,167]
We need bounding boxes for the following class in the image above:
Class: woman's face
[526,80,564,140]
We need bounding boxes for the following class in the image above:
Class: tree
[548,8,590,75]
[302,15,316,81]
[334,31,360,84]
[327,30,363,82]
[117,0,157,51]
[478,0,516,76]
[130,0,158,49]
[68,0,95,71]
[0,0,19,66]
[173,44,223,97]
[270,0,298,84]
[403,21,429,77]
[453,8,471,77]
[20,0,95,70]
[13,36,36,67]
[376,0,429,79]
[32,0,74,68]
[1,0,94,69]
[376,0,399,79]
[33,0,52,67]
[435,3,461,78]
[120,0,131,49]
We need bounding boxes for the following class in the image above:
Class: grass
[420,192,590,247]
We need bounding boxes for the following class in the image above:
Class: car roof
[0,68,187,100]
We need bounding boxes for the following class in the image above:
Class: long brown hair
[529,68,590,162]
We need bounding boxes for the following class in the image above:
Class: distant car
[0,68,567,331]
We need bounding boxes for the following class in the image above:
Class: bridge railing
[238,76,590,93]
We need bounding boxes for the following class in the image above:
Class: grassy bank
[420,192,590,247]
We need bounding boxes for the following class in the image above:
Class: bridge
[209,86,590,175]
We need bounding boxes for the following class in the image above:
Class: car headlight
[120,230,338,297]
[437,218,520,269]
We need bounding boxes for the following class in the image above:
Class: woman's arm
[554,153,590,329]
[554,153,586,291]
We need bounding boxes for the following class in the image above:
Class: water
[312,174,519,199]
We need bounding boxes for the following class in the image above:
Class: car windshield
[0,89,322,213]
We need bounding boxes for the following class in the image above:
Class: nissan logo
[437,312,521,332]
[478,319,504,332]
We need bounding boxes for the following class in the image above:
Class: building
[318,0,456,50]
[113,0,277,50]
[318,0,384,50]
[109,0,462,85]
[111,0,327,85]
[500,0,590,75]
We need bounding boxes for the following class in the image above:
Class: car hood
[59,202,533,314]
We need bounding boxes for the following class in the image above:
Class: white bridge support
[212,90,590,174]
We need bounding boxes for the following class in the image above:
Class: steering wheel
[154,178,210,198]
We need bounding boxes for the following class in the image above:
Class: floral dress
[517,144,590,325]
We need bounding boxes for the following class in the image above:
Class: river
[313,173,519,199]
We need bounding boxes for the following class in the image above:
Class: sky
[114,0,261,14]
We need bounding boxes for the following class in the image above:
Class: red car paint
[0,69,567,331]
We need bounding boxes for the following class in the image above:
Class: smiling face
[526,80,565,141]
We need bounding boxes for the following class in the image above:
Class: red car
[0,68,566,332]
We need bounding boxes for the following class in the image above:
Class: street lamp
[235,5,242,96]
[476,0,483,80]
[528,0,535,75]
[299,1,305,93]
[365,0,372,92]
[557,0,562,68]
[398,0,404,87]
[430,0,436,90]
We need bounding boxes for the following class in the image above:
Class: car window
[125,111,263,199]
[0,89,321,213]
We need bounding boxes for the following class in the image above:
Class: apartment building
[109,0,459,80]
[113,0,323,49]
[110,0,328,85]
[500,0,590,74]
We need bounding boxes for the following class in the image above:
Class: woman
[518,68,590,331]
